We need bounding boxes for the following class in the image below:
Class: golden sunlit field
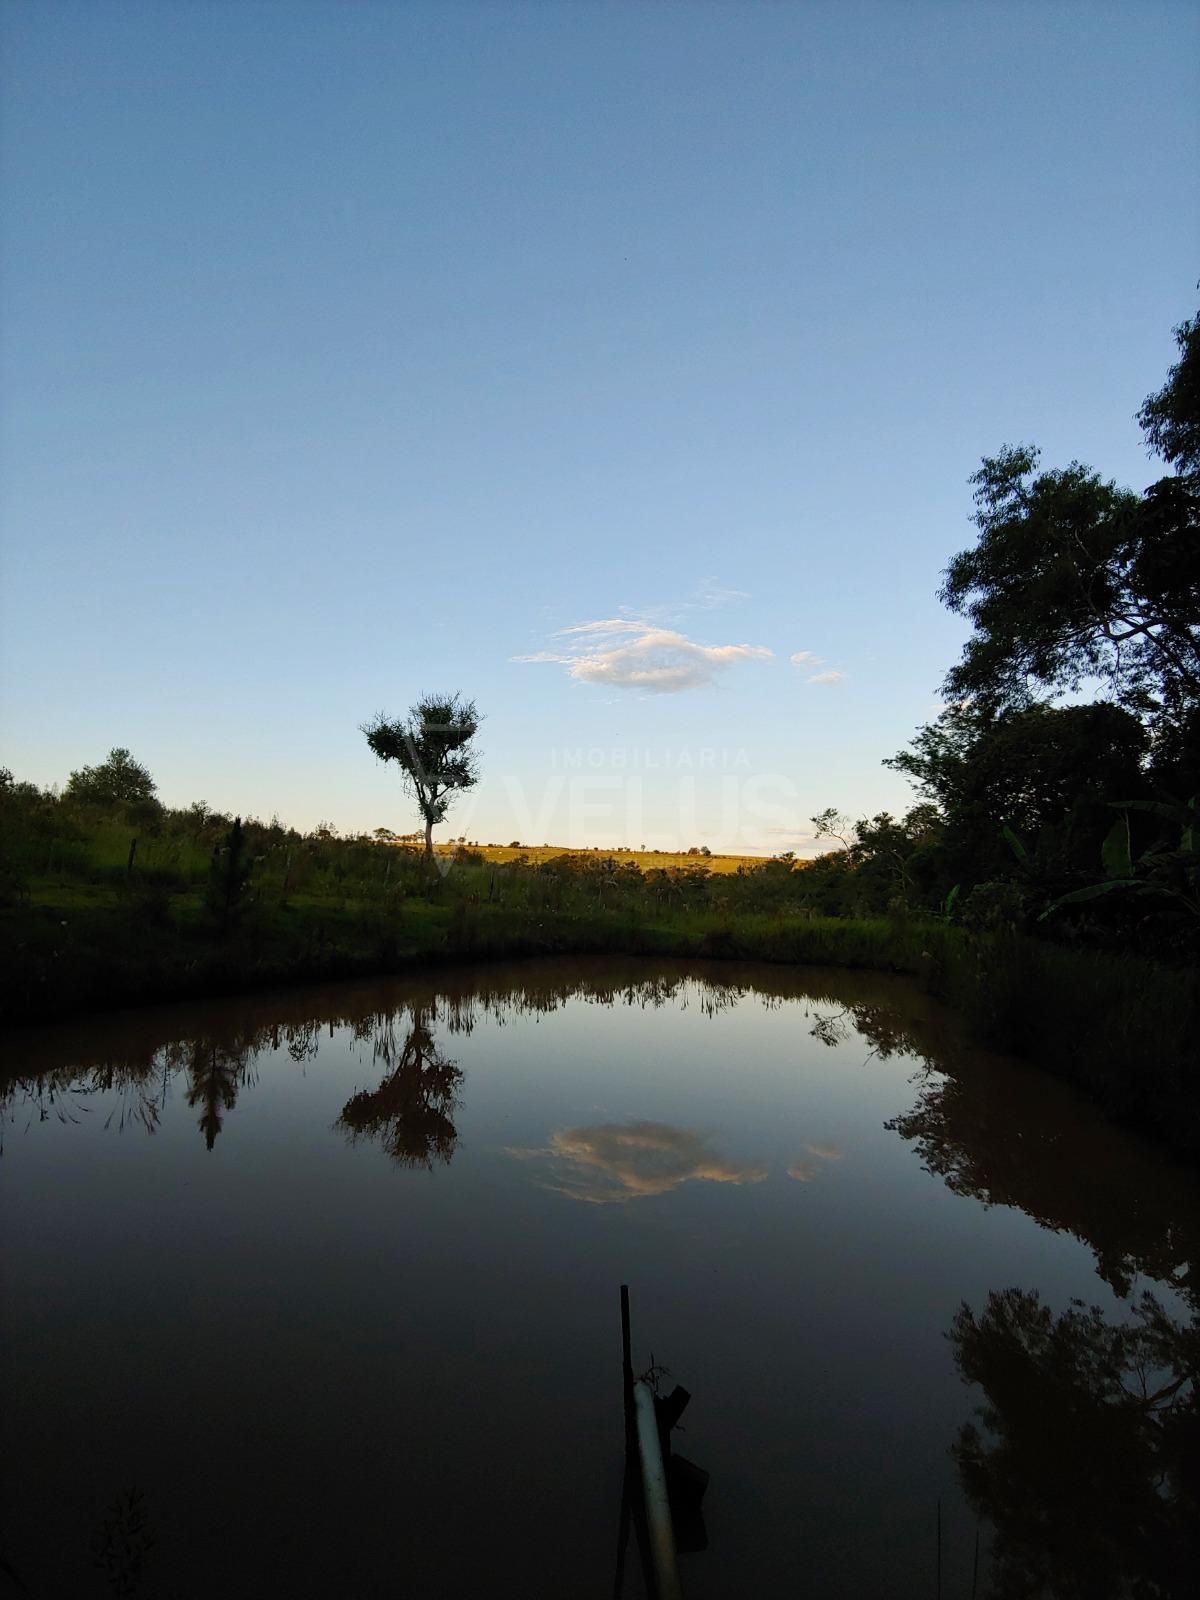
[429,842,782,873]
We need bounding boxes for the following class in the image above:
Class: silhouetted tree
[857,308,1200,943]
[362,695,482,858]
[65,747,160,816]
[939,447,1199,718]
[1138,307,1200,477]
[337,1005,462,1168]
[886,702,1150,892]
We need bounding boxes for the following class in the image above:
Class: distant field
[427,842,782,873]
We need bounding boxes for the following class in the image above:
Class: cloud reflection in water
[787,1142,844,1182]
[512,1119,767,1204]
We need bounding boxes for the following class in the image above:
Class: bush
[958,880,1029,935]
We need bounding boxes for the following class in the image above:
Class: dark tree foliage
[1138,308,1200,476]
[65,748,160,815]
[887,703,1144,816]
[940,304,1200,725]
[362,694,482,857]
[847,305,1200,951]
[806,805,945,914]
[886,702,1150,882]
[940,449,1198,715]
[0,767,76,902]
[89,1488,157,1599]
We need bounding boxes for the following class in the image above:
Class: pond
[2,958,1197,1598]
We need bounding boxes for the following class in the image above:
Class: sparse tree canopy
[939,309,1200,726]
[1138,308,1200,476]
[939,445,1199,718]
[65,747,160,813]
[362,694,482,856]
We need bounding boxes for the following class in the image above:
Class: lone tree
[362,694,482,858]
[65,747,160,815]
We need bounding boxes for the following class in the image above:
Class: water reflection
[880,1037,1200,1303]
[336,1004,462,1169]
[787,1142,845,1183]
[180,1041,258,1150]
[4,965,1198,1307]
[5,958,1200,1596]
[0,964,794,1162]
[949,1286,1200,1598]
[511,1120,767,1204]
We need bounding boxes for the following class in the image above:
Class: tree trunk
[424,815,434,857]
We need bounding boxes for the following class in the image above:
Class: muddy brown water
[2,958,1197,1598]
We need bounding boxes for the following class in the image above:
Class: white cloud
[793,646,851,684]
[515,617,772,694]
[790,651,847,685]
[691,577,751,610]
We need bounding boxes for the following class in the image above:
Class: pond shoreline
[2,901,1197,1163]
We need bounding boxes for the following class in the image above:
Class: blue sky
[2,1,1197,852]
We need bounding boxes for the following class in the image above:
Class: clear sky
[2,1,1197,852]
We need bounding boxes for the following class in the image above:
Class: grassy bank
[2,876,1197,1161]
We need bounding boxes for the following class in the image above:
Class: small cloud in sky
[514,616,772,694]
[790,650,846,685]
[806,1141,844,1162]
[691,577,751,610]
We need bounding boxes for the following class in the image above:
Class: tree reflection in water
[180,1040,256,1151]
[336,1004,462,1169]
[817,995,1200,1595]
[949,1287,1200,1598]
[0,963,774,1160]
[875,1027,1200,1302]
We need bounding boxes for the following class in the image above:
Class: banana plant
[1001,824,1029,866]
[1040,795,1199,921]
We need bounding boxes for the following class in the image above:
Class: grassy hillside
[429,842,774,872]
